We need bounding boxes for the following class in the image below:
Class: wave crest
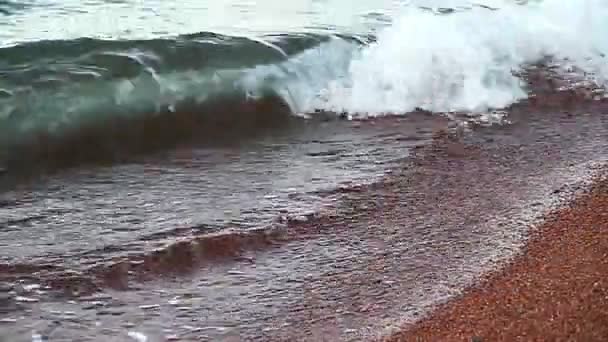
[305,0,608,116]
[1,0,607,172]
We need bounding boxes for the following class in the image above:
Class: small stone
[0,318,17,323]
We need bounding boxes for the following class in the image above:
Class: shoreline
[387,173,608,341]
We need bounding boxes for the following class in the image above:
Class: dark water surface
[0,116,433,266]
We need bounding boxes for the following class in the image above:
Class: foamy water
[284,0,608,116]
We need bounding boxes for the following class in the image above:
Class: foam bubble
[284,0,608,117]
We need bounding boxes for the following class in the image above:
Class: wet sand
[388,175,608,341]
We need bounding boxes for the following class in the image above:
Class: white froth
[277,0,608,117]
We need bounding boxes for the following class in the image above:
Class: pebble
[389,177,608,341]
[0,318,17,323]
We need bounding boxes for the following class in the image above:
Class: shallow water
[0,116,433,267]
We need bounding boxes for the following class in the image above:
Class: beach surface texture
[388,176,608,341]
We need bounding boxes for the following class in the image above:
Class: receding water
[0,117,434,267]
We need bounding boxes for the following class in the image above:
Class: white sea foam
[276,0,608,117]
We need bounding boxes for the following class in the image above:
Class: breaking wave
[0,0,606,170]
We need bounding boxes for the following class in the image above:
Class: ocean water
[1,0,606,170]
[1,0,608,340]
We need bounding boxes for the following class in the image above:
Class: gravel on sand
[387,176,608,342]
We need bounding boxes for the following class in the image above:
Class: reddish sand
[387,177,608,341]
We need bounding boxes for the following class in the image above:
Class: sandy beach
[388,175,608,341]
